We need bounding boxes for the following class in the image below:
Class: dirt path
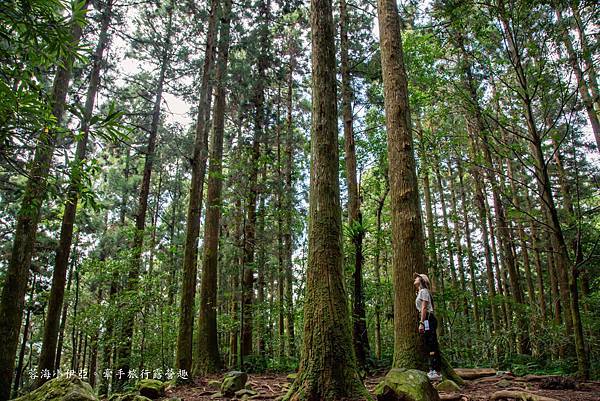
[161,372,600,401]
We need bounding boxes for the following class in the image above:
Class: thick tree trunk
[194,0,232,373]
[36,1,112,386]
[283,0,369,398]
[0,3,88,397]
[176,0,219,377]
[377,0,428,370]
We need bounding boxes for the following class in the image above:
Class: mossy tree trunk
[376,0,425,370]
[195,0,232,373]
[176,0,219,377]
[283,0,369,399]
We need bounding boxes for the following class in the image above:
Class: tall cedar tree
[194,0,232,375]
[36,0,114,386]
[0,3,88,398]
[241,0,270,361]
[377,0,444,372]
[339,0,370,369]
[282,0,370,399]
[176,0,219,377]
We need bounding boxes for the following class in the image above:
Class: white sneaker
[427,370,442,381]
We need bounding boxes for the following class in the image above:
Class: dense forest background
[0,0,598,399]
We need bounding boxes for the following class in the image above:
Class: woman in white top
[414,272,442,380]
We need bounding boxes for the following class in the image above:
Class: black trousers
[418,312,441,372]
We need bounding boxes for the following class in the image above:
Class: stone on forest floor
[13,375,97,401]
[137,379,166,399]
[435,379,460,393]
[220,371,248,396]
[374,368,441,401]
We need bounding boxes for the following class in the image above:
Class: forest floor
[160,369,600,401]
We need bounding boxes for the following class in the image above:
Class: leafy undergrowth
[158,371,600,401]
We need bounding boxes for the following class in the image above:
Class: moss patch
[13,376,97,401]
[435,379,460,393]
[220,371,248,396]
[137,379,165,399]
[374,369,441,401]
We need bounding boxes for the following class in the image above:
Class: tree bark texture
[283,0,369,399]
[194,0,232,374]
[377,0,427,370]
[176,0,219,377]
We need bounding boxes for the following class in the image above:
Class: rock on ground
[436,379,460,393]
[374,368,441,401]
[12,376,97,401]
[220,371,248,396]
[137,379,166,399]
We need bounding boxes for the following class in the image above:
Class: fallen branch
[490,390,560,401]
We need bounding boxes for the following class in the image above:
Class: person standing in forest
[414,273,442,381]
